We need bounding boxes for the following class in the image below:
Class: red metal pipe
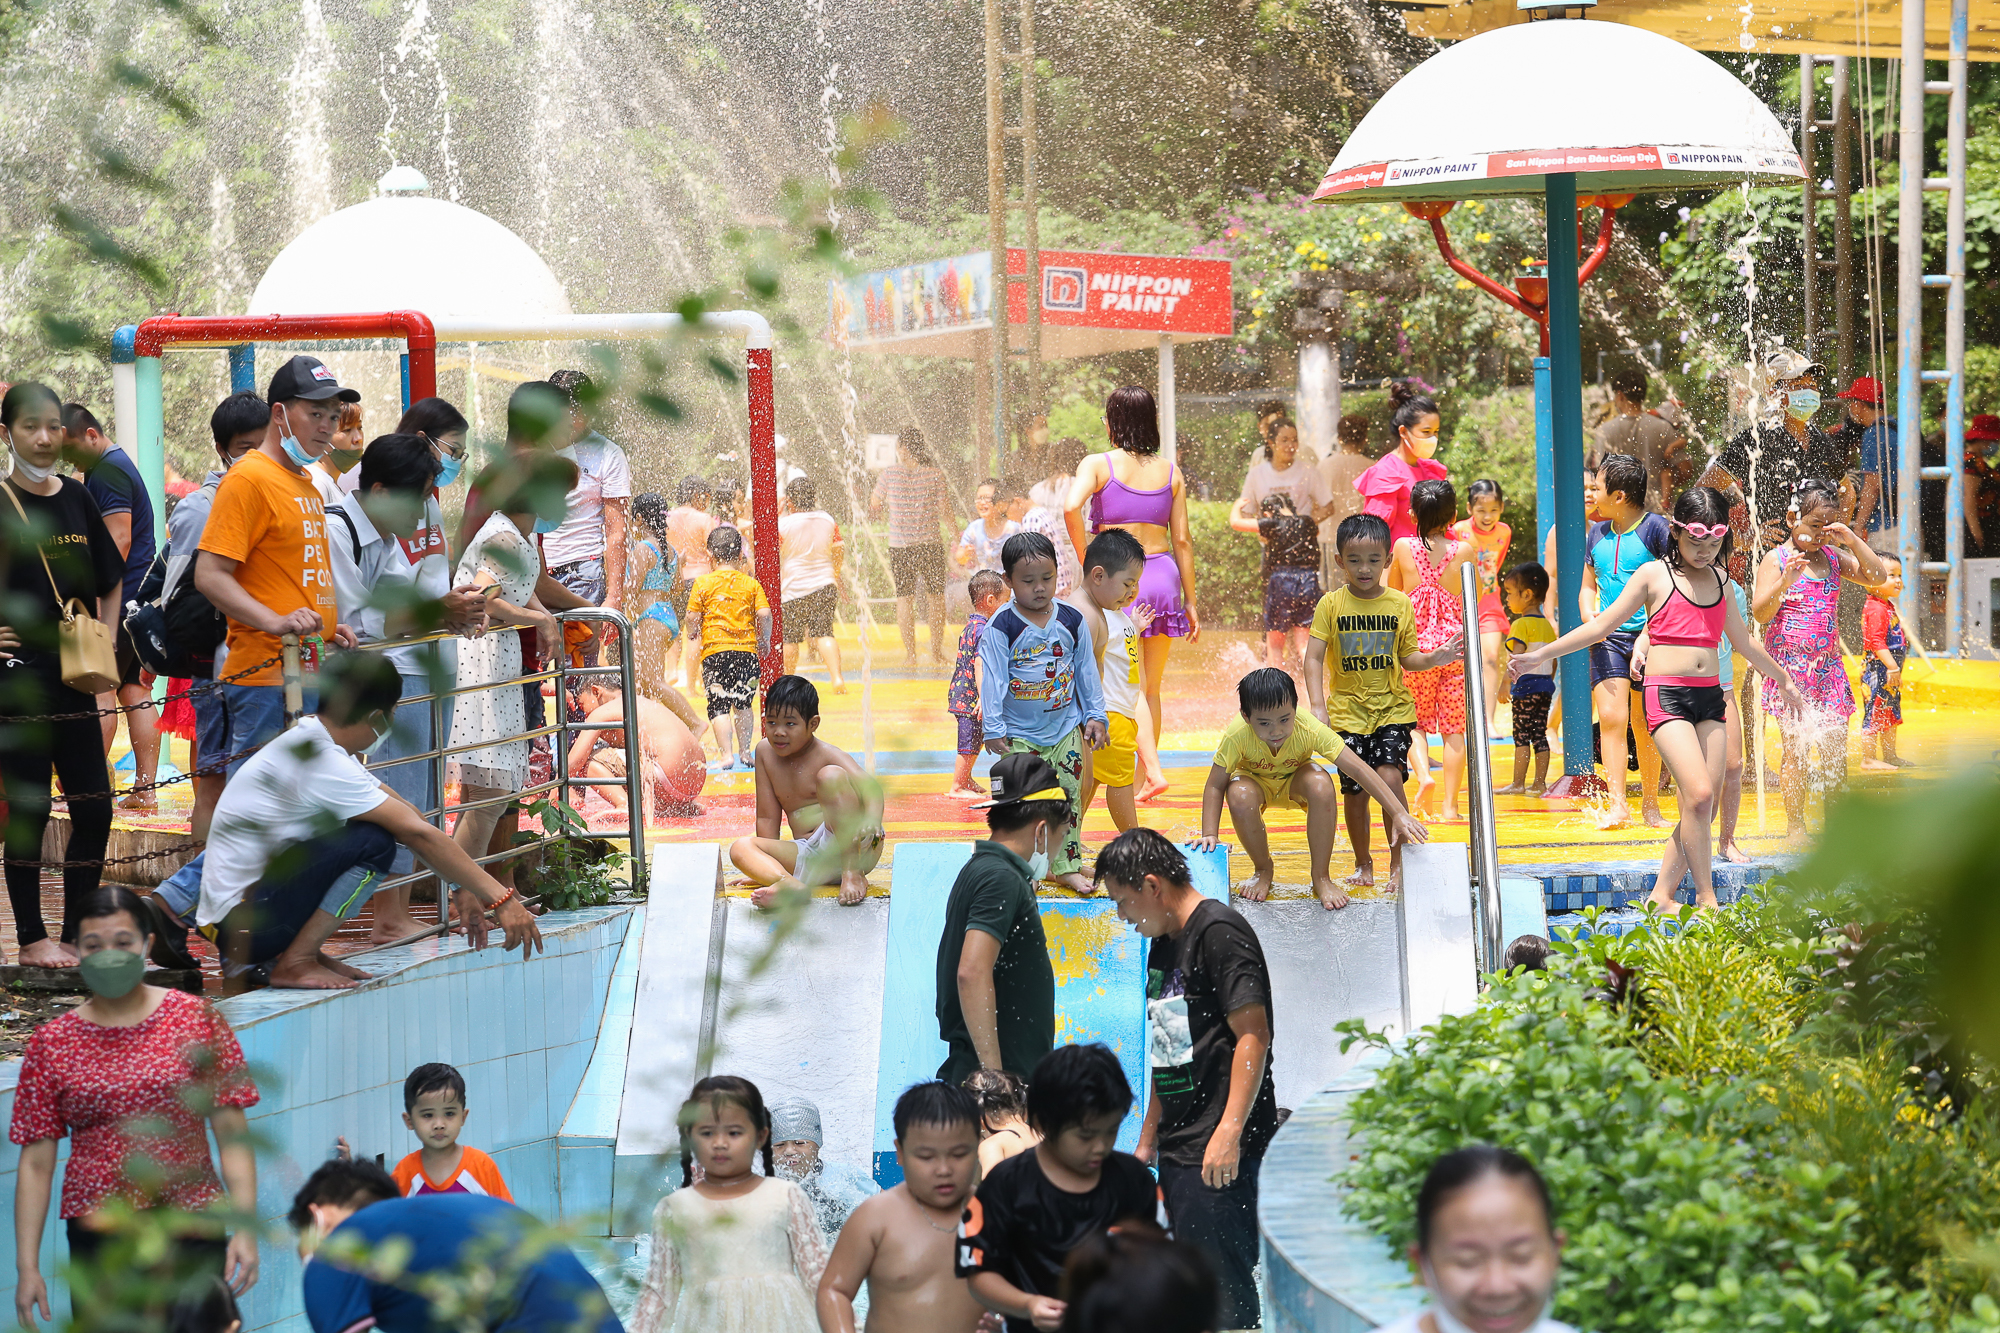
[1425,216,1544,324]
[134,311,440,401]
[746,346,783,690]
[1577,207,1617,287]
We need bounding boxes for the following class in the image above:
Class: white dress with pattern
[449,512,535,790]
[630,1176,829,1333]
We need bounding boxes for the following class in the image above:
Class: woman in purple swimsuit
[1064,386,1197,799]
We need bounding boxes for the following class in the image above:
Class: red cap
[1968,414,2000,442]
[1836,376,1884,405]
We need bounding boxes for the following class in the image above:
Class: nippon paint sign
[830,247,1232,347]
[1006,248,1234,335]
[1313,143,1804,197]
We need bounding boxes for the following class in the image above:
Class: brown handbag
[1,479,120,694]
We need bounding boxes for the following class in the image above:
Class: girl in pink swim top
[1750,476,1890,836]
[1355,380,1449,547]
[1509,487,1803,912]
[1065,384,1195,799]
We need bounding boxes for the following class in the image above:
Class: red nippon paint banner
[1007,248,1234,335]
[1314,144,1803,198]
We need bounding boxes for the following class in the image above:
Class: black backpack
[126,546,227,679]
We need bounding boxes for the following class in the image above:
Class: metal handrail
[268,606,652,926]
[1460,561,1504,979]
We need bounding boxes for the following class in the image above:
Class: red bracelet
[488,885,516,911]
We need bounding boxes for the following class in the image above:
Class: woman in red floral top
[11,887,259,1327]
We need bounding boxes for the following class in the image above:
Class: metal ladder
[1897,0,1969,654]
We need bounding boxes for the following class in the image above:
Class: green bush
[1188,499,1269,631]
[1337,901,2000,1333]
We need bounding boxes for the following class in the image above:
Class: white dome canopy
[1315,20,1803,202]
[249,189,571,323]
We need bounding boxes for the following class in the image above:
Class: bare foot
[318,952,373,982]
[1528,782,1547,796]
[902,656,919,670]
[1720,840,1752,864]
[1889,755,1918,768]
[832,681,848,694]
[1053,872,1096,896]
[750,878,807,910]
[1136,776,1170,802]
[1493,782,1525,795]
[1641,802,1669,829]
[1597,803,1633,830]
[946,784,988,800]
[367,914,429,947]
[1235,871,1273,902]
[1315,876,1350,910]
[837,871,869,906]
[1343,862,1375,888]
[1437,807,1465,823]
[16,939,74,969]
[266,956,362,989]
[1859,758,1897,773]
[1413,778,1436,816]
[117,792,157,812]
[1381,867,1404,895]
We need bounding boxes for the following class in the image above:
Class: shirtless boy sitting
[729,674,886,907]
[816,1082,985,1333]
[566,680,707,817]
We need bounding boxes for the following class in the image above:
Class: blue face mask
[435,452,463,487]
[534,515,561,535]
[277,405,317,467]
[1785,388,1821,421]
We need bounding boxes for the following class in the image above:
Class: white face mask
[362,713,393,757]
[1421,1261,1556,1333]
[1025,824,1052,882]
[9,450,52,484]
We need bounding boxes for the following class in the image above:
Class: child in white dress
[631,1075,830,1333]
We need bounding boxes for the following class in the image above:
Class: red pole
[746,345,783,690]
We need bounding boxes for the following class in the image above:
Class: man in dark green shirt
[935,752,1069,1083]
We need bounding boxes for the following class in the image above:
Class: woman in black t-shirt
[0,383,125,967]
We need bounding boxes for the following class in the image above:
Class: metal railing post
[429,654,448,837]
[1460,562,1504,979]
[552,607,649,895]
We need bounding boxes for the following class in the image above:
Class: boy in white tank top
[1069,530,1151,832]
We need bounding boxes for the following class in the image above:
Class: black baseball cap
[970,752,1068,809]
[267,355,361,405]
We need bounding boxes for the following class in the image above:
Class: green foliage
[1338,894,2000,1332]
[1439,389,1539,574]
[1187,499,1265,631]
[521,799,628,911]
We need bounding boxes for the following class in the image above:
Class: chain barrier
[0,656,285,725]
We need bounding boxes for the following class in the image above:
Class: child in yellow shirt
[685,525,772,770]
[1303,514,1464,894]
[1198,667,1427,910]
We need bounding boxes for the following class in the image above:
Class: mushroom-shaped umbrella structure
[1312,14,1802,798]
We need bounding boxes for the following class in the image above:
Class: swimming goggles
[1671,519,1729,540]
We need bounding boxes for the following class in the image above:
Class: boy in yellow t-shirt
[684,525,772,769]
[1198,668,1428,911]
[1304,514,1465,893]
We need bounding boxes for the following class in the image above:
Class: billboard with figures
[830,248,1232,359]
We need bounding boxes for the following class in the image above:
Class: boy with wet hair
[730,674,884,907]
[394,1062,513,1199]
[1499,561,1557,795]
[957,1044,1162,1333]
[1584,452,1669,827]
[1199,667,1425,910]
[978,531,1109,894]
[817,1081,986,1333]
[1096,826,1278,1331]
[1304,513,1463,895]
[947,569,1010,799]
[684,524,770,769]
[1070,528,1152,833]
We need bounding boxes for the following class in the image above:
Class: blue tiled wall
[0,903,635,1333]
[1516,857,1782,914]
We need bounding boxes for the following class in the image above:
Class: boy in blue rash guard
[1585,452,1670,827]
[978,531,1110,894]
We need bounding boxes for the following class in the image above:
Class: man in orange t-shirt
[196,355,360,777]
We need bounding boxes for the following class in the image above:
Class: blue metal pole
[228,344,256,394]
[1533,355,1555,548]
[1944,0,1968,655]
[1546,174,1592,779]
[401,354,412,414]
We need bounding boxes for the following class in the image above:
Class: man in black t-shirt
[1701,348,1854,546]
[935,752,1066,1083]
[1097,827,1277,1330]
[956,1043,1164,1332]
